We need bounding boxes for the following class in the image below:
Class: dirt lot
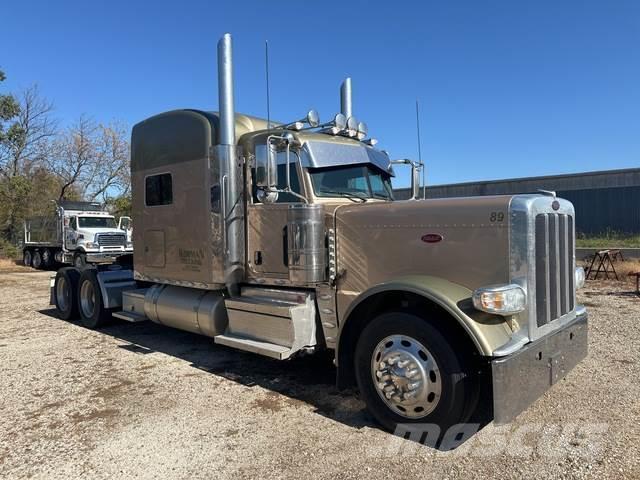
[1,265,639,479]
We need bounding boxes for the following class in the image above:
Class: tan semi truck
[51,34,588,439]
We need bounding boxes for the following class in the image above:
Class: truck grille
[97,233,126,247]
[535,213,575,327]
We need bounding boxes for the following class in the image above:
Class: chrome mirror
[255,141,278,189]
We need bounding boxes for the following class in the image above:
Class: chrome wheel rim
[33,252,41,268]
[24,251,32,266]
[371,334,442,418]
[80,280,96,318]
[56,277,69,311]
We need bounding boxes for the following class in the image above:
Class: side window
[70,217,77,231]
[146,173,173,206]
[275,161,302,203]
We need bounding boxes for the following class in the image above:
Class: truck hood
[333,196,513,293]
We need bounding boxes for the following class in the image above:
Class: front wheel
[73,253,87,269]
[355,311,478,438]
[77,269,111,328]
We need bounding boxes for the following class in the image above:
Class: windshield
[78,216,117,229]
[309,164,394,200]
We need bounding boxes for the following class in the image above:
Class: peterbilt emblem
[421,233,443,243]
[552,200,560,211]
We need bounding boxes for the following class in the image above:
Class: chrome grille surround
[509,195,577,342]
[97,233,126,248]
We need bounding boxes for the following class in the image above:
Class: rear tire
[54,268,80,320]
[42,248,53,269]
[23,249,32,267]
[77,268,111,329]
[354,311,478,441]
[32,250,43,269]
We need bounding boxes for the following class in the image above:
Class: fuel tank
[144,284,228,337]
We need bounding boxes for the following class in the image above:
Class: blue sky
[2,0,638,187]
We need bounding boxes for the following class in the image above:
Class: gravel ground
[0,267,638,479]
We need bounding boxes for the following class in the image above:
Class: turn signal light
[472,284,527,316]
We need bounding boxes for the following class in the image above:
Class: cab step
[112,310,147,323]
[214,334,294,360]
[217,287,317,360]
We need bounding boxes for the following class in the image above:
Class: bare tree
[50,115,97,201]
[0,85,57,178]
[50,116,130,202]
[86,121,130,202]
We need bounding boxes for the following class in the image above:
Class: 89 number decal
[490,211,505,222]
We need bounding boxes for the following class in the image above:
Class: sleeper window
[145,173,173,206]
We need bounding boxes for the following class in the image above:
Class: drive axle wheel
[77,268,110,329]
[42,248,52,269]
[23,250,32,267]
[32,250,43,269]
[355,311,478,437]
[54,267,80,320]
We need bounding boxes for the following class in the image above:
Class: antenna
[416,99,425,199]
[265,40,271,129]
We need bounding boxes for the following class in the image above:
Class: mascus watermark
[377,422,609,457]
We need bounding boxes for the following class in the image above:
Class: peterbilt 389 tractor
[50,34,588,438]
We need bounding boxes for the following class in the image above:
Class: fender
[337,275,514,359]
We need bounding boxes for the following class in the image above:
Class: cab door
[246,147,305,280]
[64,216,78,250]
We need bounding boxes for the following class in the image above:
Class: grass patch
[576,231,640,249]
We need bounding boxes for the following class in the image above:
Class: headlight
[126,242,133,248]
[85,242,96,248]
[472,284,527,315]
[575,267,585,289]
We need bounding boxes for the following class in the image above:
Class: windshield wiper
[319,190,367,203]
[371,192,392,200]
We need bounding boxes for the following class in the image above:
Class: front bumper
[491,308,588,424]
[85,252,131,263]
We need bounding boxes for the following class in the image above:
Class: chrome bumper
[491,308,588,424]
[85,252,130,263]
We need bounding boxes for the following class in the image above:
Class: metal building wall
[393,168,640,234]
[558,186,640,235]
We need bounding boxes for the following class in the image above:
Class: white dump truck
[24,200,133,269]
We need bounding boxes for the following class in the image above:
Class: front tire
[355,311,477,437]
[77,268,111,328]
[54,268,80,320]
[73,252,87,269]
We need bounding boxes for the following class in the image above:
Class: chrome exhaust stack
[217,33,244,293]
[340,77,353,119]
